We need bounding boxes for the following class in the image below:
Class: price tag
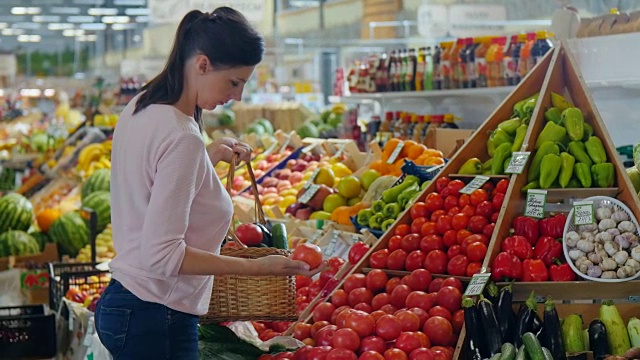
[458,175,490,194]
[303,168,320,189]
[333,142,348,159]
[505,151,531,174]
[309,229,323,244]
[301,142,320,154]
[386,142,405,164]
[299,184,320,204]
[68,311,74,331]
[82,317,95,346]
[524,189,547,219]
[324,236,339,257]
[279,135,291,153]
[573,200,595,225]
[463,273,492,296]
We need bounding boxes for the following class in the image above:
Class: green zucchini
[582,328,590,351]
[271,223,288,249]
[627,317,640,347]
[523,332,544,360]
[499,343,516,360]
[562,314,585,352]
[599,300,631,355]
[490,353,502,360]
[541,347,554,360]
[515,345,528,360]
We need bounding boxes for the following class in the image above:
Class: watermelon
[0,193,34,234]
[29,231,51,252]
[82,191,111,232]
[255,118,274,134]
[296,122,319,139]
[0,230,40,257]
[82,168,110,200]
[218,109,235,127]
[49,211,89,257]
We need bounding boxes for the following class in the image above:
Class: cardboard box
[423,128,475,158]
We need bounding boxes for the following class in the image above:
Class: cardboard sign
[525,189,547,219]
[303,168,320,189]
[573,200,595,225]
[299,184,320,205]
[386,142,404,164]
[463,273,492,296]
[459,175,490,194]
[505,151,531,174]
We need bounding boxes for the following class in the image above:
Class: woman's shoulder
[125,97,199,136]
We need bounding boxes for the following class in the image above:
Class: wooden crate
[0,243,59,271]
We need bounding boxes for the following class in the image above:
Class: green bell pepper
[381,175,420,203]
[582,122,594,141]
[591,162,615,188]
[372,200,386,214]
[513,93,538,119]
[368,213,385,229]
[544,107,563,125]
[357,209,373,226]
[491,142,513,175]
[420,181,430,191]
[561,107,585,141]
[497,118,522,136]
[539,153,562,189]
[567,178,582,188]
[522,95,540,121]
[585,136,607,164]
[383,203,402,219]
[521,180,540,193]
[397,183,419,209]
[535,121,567,149]
[381,219,395,232]
[458,158,483,175]
[487,128,513,157]
[528,141,560,182]
[482,158,493,173]
[568,141,593,166]
[558,152,575,188]
[574,162,592,188]
[511,124,528,152]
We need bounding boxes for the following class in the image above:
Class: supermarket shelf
[329,86,517,104]
[499,281,640,302]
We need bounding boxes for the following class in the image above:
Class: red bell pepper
[539,213,567,239]
[491,252,523,281]
[522,259,549,282]
[501,235,533,261]
[513,215,540,246]
[533,236,563,267]
[549,260,577,281]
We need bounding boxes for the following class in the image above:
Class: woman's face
[196,58,255,111]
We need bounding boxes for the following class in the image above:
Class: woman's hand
[255,255,328,278]
[207,137,252,166]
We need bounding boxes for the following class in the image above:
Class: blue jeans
[94,279,198,360]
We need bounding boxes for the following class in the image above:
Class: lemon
[347,197,362,206]
[280,195,297,210]
[360,169,381,191]
[331,163,352,177]
[323,193,347,213]
[310,211,332,220]
[337,175,362,199]
[314,167,335,187]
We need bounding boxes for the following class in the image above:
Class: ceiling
[0,0,149,52]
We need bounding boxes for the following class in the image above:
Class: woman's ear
[194,55,209,75]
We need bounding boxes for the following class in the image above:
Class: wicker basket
[201,154,297,323]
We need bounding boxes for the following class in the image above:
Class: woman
[94,7,322,359]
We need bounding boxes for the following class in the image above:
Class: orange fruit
[408,144,428,160]
[36,208,61,232]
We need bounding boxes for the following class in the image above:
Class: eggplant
[515,291,537,347]
[256,223,273,247]
[462,297,483,360]
[484,280,499,309]
[543,297,566,360]
[477,296,503,356]
[588,319,609,360]
[496,283,517,344]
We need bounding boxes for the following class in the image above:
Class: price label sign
[505,151,531,174]
[279,135,291,153]
[574,200,595,225]
[463,273,492,296]
[299,184,320,205]
[524,189,547,219]
[333,142,348,159]
[303,168,320,189]
[459,175,490,194]
[324,233,340,257]
[301,142,320,154]
[386,142,405,164]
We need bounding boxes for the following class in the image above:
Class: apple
[253,170,265,179]
[262,177,279,188]
[232,176,246,191]
[286,202,305,216]
[290,172,304,184]
[276,168,292,180]
[286,159,297,169]
[295,207,314,220]
[277,180,292,191]
[282,150,292,157]
[256,160,269,171]
[264,187,278,195]
[291,160,309,172]
[299,184,333,211]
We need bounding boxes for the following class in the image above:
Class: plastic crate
[48,262,110,312]
[0,305,56,359]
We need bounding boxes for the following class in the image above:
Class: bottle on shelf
[440,41,454,90]
[519,32,536,79]
[504,35,517,86]
[423,46,434,91]
[368,115,382,144]
[415,48,425,92]
[376,52,389,92]
[399,49,408,92]
[413,115,426,143]
[442,114,459,129]
[408,113,419,139]
[396,113,412,139]
[430,114,444,130]
[508,34,525,85]
[464,37,478,88]
[450,38,466,89]
[379,111,394,144]
[474,36,491,88]
[532,30,553,65]
[406,48,417,92]
[486,37,503,87]
[432,45,443,90]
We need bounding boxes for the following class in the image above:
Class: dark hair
[134,7,264,123]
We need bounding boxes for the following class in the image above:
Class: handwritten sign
[299,184,320,205]
[386,142,405,164]
[303,168,320,189]
[505,151,531,174]
[459,175,490,194]
[463,273,492,296]
[574,200,595,225]
[525,189,547,219]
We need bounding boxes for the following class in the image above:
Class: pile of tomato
[367,178,509,277]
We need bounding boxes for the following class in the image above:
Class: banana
[99,156,111,168]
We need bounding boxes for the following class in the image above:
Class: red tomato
[436,286,463,313]
[483,223,496,239]
[446,245,462,260]
[440,278,463,292]
[329,257,346,270]
[495,179,509,194]
[293,345,313,359]
[307,346,332,360]
[272,321,292,333]
[345,311,376,337]
[313,302,336,323]
[370,310,387,322]
[410,202,429,220]
[395,224,411,237]
[319,268,338,287]
[235,223,263,246]
[296,276,312,290]
[380,304,399,314]
[297,301,309,314]
[424,193,444,212]
[420,235,444,253]
[395,309,421,331]
[410,348,435,360]
[349,242,371,264]
[408,308,430,328]
[331,306,352,325]
[331,289,349,307]
[428,278,444,293]
[449,213,468,231]
[491,211,499,223]
[385,277,402,294]
[371,293,391,310]
[384,349,409,360]
[409,217,426,235]
[406,269,432,292]
[310,321,330,338]
[344,274,367,294]
[292,243,323,270]
[333,328,360,351]
[406,290,436,310]
[360,351,385,360]
[492,192,505,210]
[442,230,457,248]
[293,323,312,340]
[395,332,422,355]
[260,329,280,341]
[423,316,453,346]
[354,302,373,313]
[314,325,338,346]
[475,201,494,219]
[336,309,358,329]
[439,185,455,198]
[390,284,412,308]
[431,350,452,360]
[446,206,461,216]
[468,215,489,234]
[424,250,447,274]
[443,196,458,211]
[388,236,403,253]
[466,262,482,277]
[405,250,427,272]
[366,269,388,293]
[349,288,374,307]
[460,205,476,217]
[467,241,488,262]
[447,180,465,193]
[274,352,294,360]
[387,249,408,271]
[375,314,402,341]
[401,234,422,252]
[461,234,488,253]
[435,177,451,193]
[359,336,386,354]
[469,189,488,206]
[327,348,357,360]
[447,254,468,276]
[297,287,310,299]
[435,215,452,235]
[369,249,389,269]
[429,210,447,223]
[452,309,465,335]
[428,306,452,320]
[258,355,274,360]
[457,193,470,208]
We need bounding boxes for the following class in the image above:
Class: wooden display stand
[0,243,59,271]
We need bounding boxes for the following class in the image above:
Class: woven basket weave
[201,153,297,323]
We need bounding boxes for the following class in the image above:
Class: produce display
[369,138,445,176]
[297,103,347,139]
[226,147,296,195]
[74,224,115,263]
[76,140,112,177]
[63,273,111,312]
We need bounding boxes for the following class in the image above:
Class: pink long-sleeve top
[109,95,233,315]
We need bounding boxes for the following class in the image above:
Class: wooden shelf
[448,174,511,181]
[499,280,640,302]
[361,268,472,282]
[543,187,620,203]
[335,86,517,103]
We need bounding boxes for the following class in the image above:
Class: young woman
[94,7,322,359]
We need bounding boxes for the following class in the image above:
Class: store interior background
[1,0,639,147]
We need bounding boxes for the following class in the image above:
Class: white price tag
[459,176,490,194]
[309,229,323,244]
[279,135,291,153]
[573,200,595,225]
[299,184,320,205]
[301,142,320,154]
[333,142,348,159]
[68,311,74,331]
[304,168,321,189]
[525,189,547,219]
[82,317,95,346]
[386,142,405,164]
[463,273,492,296]
[505,151,531,174]
[324,236,338,257]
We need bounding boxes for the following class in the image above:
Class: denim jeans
[94,279,198,360]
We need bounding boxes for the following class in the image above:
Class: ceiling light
[111,23,136,31]
[114,0,145,5]
[20,89,42,97]
[74,0,105,4]
[124,8,149,16]
[80,23,107,30]
[135,16,149,23]
[48,23,75,30]
[13,23,42,30]
[43,89,56,97]
[77,34,97,42]
[0,23,8,29]
[88,8,118,16]
[17,35,41,43]
[63,29,84,36]
[102,16,129,24]
[33,15,61,22]
[68,16,95,23]
[2,29,24,36]
[51,7,81,15]
[11,7,41,15]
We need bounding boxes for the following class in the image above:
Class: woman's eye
[230,81,239,87]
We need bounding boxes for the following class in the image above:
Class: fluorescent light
[80,23,107,30]
[48,23,75,30]
[20,89,42,97]
[2,29,24,36]
[111,23,136,30]
[68,16,95,23]
[74,0,105,4]
[0,23,8,29]
[124,8,149,16]
[77,34,97,42]
[102,16,129,24]
[114,0,145,5]
[11,7,41,15]
[44,89,56,97]
[33,15,61,22]
[88,8,118,16]
[135,16,149,23]
[51,7,81,15]
[17,35,41,43]
[13,23,42,30]
[63,29,84,36]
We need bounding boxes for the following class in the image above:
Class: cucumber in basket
[272,223,288,250]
